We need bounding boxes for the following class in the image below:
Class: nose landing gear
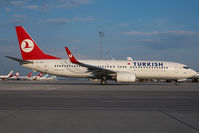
[175,80,179,86]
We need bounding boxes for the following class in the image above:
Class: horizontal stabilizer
[5,56,32,64]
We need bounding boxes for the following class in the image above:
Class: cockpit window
[183,66,189,69]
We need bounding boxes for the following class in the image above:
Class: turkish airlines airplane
[34,74,56,81]
[9,72,20,80]
[46,75,57,81]
[32,72,43,80]
[0,71,14,80]
[6,26,197,85]
[18,72,32,80]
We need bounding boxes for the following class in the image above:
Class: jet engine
[116,72,136,82]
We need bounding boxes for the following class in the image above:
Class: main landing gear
[101,78,107,85]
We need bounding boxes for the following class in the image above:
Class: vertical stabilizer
[15,26,60,60]
[7,71,14,77]
[27,72,32,78]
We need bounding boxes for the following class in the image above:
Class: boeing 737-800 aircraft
[18,72,32,80]
[6,26,197,85]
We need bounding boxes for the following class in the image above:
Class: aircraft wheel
[101,79,107,85]
[175,81,179,86]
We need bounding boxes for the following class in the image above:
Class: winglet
[65,47,79,64]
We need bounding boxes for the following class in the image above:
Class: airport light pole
[99,32,104,59]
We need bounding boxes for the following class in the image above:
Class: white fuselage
[0,76,10,79]
[0,74,12,79]
[21,59,197,80]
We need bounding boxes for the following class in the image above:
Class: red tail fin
[27,72,32,78]
[37,72,43,77]
[14,72,19,77]
[15,26,60,60]
[8,71,14,77]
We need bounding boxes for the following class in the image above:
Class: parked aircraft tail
[7,71,14,77]
[38,72,43,77]
[27,72,32,78]
[15,26,60,60]
[13,72,19,77]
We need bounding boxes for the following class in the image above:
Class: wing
[65,47,116,78]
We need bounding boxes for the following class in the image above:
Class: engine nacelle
[116,72,136,82]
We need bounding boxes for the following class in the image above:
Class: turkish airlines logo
[21,39,34,53]
[69,54,73,58]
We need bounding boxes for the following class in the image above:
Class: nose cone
[190,69,197,77]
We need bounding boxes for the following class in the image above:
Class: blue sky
[0,0,199,74]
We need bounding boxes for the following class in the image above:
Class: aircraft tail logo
[21,39,34,53]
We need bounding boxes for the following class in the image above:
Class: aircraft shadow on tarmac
[0,80,191,86]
